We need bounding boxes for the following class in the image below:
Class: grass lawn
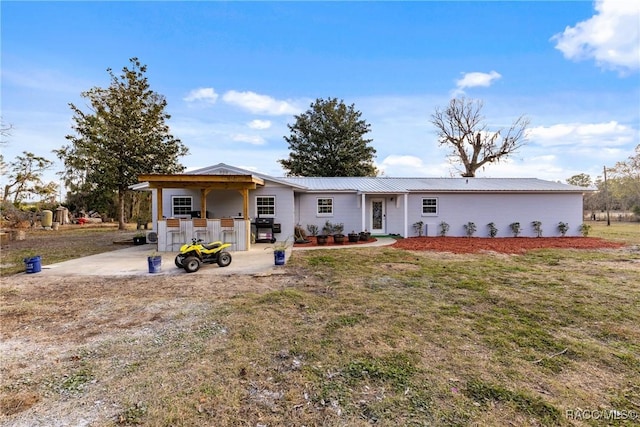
[0,222,638,426]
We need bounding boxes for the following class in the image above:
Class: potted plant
[147,251,161,273]
[348,230,360,243]
[316,221,332,245]
[133,231,147,245]
[265,238,291,265]
[332,222,345,244]
[294,224,310,244]
[307,224,327,245]
[359,230,371,241]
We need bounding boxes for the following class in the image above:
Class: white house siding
[252,184,296,243]
[406,192,584,237]
[294,192,363,234]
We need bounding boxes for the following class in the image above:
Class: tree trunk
[118,189,126,230]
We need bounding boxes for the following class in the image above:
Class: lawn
[0,222,638,426]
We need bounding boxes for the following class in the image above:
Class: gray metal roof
[280,177,589,193]
[134,163,589,193]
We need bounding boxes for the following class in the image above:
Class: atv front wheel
[183,256,201,273]
[175,256,184,268]
[217,251,232,267]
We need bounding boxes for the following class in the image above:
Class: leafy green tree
[567,173,592,187]
[1,151,58,204]
[56,58,188,229]
[279,97,377,177]
[431,98,529,177]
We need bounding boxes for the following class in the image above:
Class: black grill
[254,217,276,243]
[255,218,274,226]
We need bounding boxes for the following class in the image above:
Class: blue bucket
[148,256,161,274]
[24,256,42,274]
[274,251,285,266]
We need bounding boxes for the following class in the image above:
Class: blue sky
[2,1,639,189]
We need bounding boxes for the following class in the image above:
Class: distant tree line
[568,144,640,220]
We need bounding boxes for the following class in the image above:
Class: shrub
[487,222,498,238]
[532,221,543,238]
[579,223,591,237]
[464,222,477,237]
[413,221,424,237]
[557,222,569,237]
[438,221,449,237]
[510,222,521,237]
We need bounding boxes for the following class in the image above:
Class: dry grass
[0,223,138,276]
[0,223,638,426]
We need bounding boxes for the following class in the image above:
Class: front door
[370,198,386,234]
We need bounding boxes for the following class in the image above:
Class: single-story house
[134,163,590,251]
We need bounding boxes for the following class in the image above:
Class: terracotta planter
[316,235,329,245]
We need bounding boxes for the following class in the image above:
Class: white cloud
[231,133,266,145]
[528,121,634,147]
[248,119,272,130]
[455,71,502,90]
[222,90,300,115]
[380,155,425,169]
[183,87,219,104]
[552,0,640,73]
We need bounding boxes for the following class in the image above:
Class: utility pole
[603,166,610,226]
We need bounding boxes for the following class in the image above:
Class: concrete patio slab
[30,237,396,277]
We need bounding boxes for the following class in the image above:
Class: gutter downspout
[404,193,408,238]
[361,193,366,232]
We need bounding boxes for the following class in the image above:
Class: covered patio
[136,173,265,252]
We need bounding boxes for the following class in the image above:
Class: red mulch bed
[391,236,626,254]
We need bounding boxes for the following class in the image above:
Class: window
[172,196,192,216]
[317,198,333,216]
[422,198,438,216]
[256,196,275,216]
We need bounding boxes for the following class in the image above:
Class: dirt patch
[391,236,627,254]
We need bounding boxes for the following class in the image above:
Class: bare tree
[431,98,529,177]
[0,119,12,144]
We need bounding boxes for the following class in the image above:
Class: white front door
[370,198,386,234]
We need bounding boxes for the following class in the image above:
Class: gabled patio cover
[137,174,265,221]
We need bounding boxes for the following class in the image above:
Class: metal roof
[280,177,589,193]
[133,163,589,193]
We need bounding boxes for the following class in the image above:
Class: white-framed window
[256,196,275,216]
[317,198,333,216]
[172,196,193,216]
[421,198,438,216]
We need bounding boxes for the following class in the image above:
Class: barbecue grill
[254,217,276,243]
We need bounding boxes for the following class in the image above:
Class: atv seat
[202,242,223,250]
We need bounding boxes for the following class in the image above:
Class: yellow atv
[174,238,232,273]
